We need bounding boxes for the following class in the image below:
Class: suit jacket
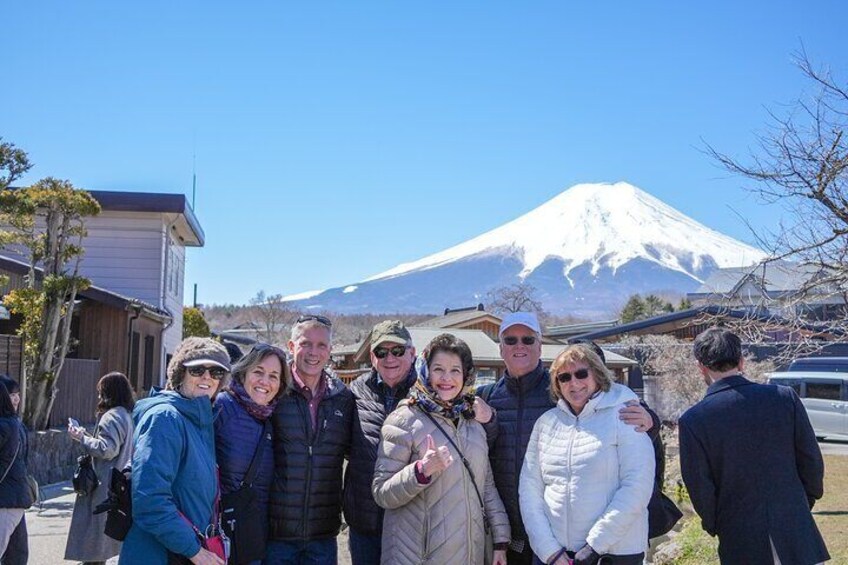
[678,375,829,565]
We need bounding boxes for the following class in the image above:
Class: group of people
[0,311,831,565]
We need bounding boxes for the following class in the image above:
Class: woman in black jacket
[0,380,33,556]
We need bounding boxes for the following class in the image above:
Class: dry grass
[669,454,848,564]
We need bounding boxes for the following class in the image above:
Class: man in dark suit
[679,328,829,565]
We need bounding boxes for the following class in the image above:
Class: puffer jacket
[268,372,354,541]
[0,417,32,509]
[343,367,416,537]
[119,389,218,565]
[372,401,510,565]
[519,383,655,560]
[477,362,554,543]
[214,391,274,520]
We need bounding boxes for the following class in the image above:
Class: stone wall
[27,427,88,486]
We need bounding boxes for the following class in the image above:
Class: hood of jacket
[133,387,214,429]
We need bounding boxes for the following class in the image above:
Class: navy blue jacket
[214,392,274,519]
[0,417,32,509]
[477,363,555,543]
[679,375,829,565]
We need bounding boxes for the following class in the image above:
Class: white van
[767,372,848,440]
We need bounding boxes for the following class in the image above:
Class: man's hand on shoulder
[619,399,653,433]
[473,397,494,424]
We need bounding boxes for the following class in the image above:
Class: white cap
[499,312,542,337]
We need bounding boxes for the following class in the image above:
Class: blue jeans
[263,539,338,565]
[348,529,381,565]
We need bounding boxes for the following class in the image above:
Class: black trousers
[1,515,27,565]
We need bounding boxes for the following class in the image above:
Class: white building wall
[77,212,165,306]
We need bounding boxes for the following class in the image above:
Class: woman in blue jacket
[214,342,286,564]
[0,381,33,556]
[119,337,231,565]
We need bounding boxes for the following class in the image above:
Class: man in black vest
[342,321,419,565]
[478,312,657,565]
[679,328,829,564]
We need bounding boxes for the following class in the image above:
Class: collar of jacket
[705,374,750,397]
[283,370,345,399]
[370,365,417,396]
[504,361,547,394]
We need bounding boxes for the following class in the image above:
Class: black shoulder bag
[423,412,495,565]
[73,454,100,496]
[221,420,271,564]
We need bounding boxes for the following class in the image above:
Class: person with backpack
[119,337,231,565]
[65,372,135,564]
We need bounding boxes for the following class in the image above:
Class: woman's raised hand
[419,434,454,477]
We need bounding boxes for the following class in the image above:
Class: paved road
[25,485,352,565]
[819,438,848,456]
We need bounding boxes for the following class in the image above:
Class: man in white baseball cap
[477,312,657,565]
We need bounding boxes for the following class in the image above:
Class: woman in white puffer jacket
[519,344,655,565]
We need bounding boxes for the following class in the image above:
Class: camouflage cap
[370,320,412,351]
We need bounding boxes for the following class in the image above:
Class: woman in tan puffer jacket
[372,333,510,565]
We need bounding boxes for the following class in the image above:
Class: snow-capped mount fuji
[285,182,766,317]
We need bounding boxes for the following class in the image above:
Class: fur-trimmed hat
[167,337,231,391]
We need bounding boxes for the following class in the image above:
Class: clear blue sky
[3,2,847,306]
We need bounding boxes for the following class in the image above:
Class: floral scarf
[408,356,476,420]
[228,378,278,421]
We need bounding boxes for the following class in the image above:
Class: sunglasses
[502,336,537,346]
[373,345,408,359]
[250,343,286,356]
[556,368,590,383]
[296,314,332,327]
[185,366,228,380]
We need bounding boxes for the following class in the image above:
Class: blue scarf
[408,356,476,420]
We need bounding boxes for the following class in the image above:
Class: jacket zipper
[564,413,580,548]
[298,398,322,539]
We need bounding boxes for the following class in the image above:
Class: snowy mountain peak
[365,181,765,284]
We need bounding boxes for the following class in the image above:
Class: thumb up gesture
[419,434,454,478]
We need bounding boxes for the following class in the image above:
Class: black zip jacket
[268,373,354,541]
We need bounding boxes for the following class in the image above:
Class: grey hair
[291,320,333,343]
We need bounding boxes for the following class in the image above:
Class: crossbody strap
[422,411,486,517]
[241,420,271,487]
[0,437,20,484]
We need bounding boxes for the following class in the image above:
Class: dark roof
[88,190,204,247]
[0,254,170,322]
[569,305,843,341]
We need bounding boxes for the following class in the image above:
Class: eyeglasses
[185,366,228,380]
[373,345,408,359]
[556,368,590,383]
[502,336,537,346]
[296,314,332,328]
